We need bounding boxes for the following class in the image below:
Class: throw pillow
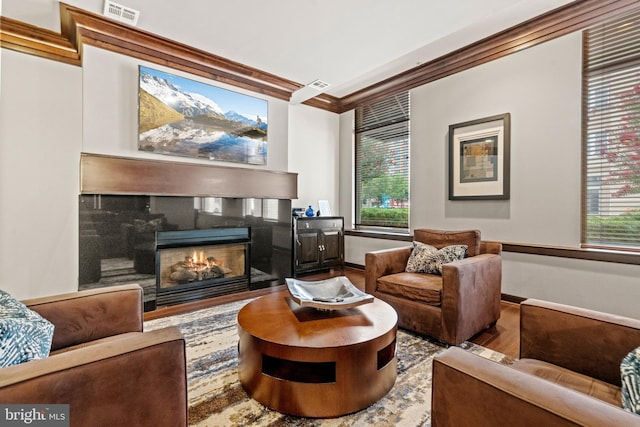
[405,242,467,275]
[0,290,54,367]
[405,242,438,273]
[621,346,640,414]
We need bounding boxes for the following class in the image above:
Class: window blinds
[583,9,640,249]
[355,92,410,229]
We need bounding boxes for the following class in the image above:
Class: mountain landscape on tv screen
[138,67,268,165]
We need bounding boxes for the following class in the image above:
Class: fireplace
[156,228,251,306]
[78,153,297,311]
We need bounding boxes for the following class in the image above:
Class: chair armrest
[364,246,413,294]
[0,326,187,427]
[440,253,502,344]
[432,347,639,427]
[22,284,144,351]
[520,299,640,386]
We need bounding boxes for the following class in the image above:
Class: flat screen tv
[138,65,268,165]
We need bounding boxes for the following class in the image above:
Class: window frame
[582,9,640,252]
[354,92,410,232]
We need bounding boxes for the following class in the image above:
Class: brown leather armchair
[431,299,640,426]
[365,229,502,345]
[0,284,187,427]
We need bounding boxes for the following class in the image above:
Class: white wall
[0,39,341,300]
[410,33,581,244]
[341,32,640,319]
[81,46,290,172]
[2,5,639,319]
[2,0,103,31]
[503,252,640,317]
[338,110,354,225]
[0,49,83,299]
[288,103,340,214]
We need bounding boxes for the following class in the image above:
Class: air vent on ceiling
[307,79,330,91]
[103,1,140,26]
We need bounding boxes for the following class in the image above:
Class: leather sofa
[365,229,502,345]
[431,299,640,426]
[0,284,188,427]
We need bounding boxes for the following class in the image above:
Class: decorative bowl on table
[285,276,374,310]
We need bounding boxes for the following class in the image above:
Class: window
[197,197,222,214]
[583,10,640,250]
[355,92,410,230]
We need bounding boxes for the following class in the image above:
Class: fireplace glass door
[158,243,246,288]
[155,228,251,306]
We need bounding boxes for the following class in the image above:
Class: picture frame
[317,200,332,216]
[448,113,510,200]
[138,65,268,165]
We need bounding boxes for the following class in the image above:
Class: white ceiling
[3,0,576,101]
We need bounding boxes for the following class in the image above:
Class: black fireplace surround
[77,153,297,311]
[155,228,251,306]
[79,194,292,311]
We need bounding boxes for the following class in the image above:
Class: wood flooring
[145,267,520,359]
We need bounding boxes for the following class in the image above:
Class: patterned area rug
[145,299,513,426]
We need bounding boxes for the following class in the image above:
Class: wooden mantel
[80,153,298,200]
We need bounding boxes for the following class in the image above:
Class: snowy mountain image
[138,66,268,165]
[224,110,267,130]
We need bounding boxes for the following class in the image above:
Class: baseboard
[501,293,526,304]
[345,262,364,270]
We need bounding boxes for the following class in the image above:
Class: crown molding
[301,92,342,114]
[58,3,301,101]
[0,15,80,65]
[337,0,640,112]
[1,0,639,112]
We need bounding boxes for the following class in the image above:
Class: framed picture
[138,65,268,165]
[448,113,510,200]
[317,200,332,216]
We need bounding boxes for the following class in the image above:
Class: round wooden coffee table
[237,290,398,418]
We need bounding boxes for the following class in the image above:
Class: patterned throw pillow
[621,346,640,414]
[0,290,54,367]
[405,242,468,275]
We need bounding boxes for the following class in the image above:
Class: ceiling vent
[307,79,330,91]
[103,1,140,26]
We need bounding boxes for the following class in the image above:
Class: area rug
[144,299,513,426]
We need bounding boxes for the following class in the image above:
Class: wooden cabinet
[292,216,344,277]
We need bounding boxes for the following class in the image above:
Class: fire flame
[186,250,222,269]
[193,250,205,265]
[167,248,230,284]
